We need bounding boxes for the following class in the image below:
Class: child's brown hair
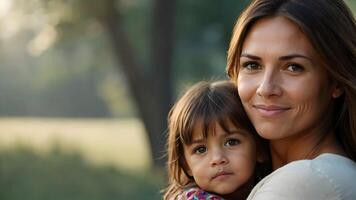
[164,80,270,199]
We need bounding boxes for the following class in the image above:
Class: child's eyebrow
[189,138,205,145]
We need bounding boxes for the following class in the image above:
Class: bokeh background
[0,0,355,199]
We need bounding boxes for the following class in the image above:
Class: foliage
[0,146,164,200]
[174,0,250,86]
[0,0,251,118]
[2,0,354,169]
[0,0,355,117]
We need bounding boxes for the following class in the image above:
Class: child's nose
[210,149,228,166]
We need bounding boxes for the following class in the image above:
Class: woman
[227,0,356,199]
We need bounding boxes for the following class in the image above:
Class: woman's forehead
[243,17,316,56]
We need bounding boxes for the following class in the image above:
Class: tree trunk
[102,0,176,169]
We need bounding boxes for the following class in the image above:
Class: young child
[163,80,270,200]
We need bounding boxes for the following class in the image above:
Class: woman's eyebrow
[279,54,313,62]
[241,53,314,64]
[240,53,261,60]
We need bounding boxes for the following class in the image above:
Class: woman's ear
[332,88,343,98]
[331,82,344,98]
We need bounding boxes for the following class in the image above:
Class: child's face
[183,120,257,196]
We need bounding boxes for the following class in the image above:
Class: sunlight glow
[27,25,58,56]
[0,0,58,56]
[0,0,12,18]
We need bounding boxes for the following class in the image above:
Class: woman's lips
[253,104,291,117]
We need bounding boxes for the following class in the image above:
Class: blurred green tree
[98,0,177,168]
[16,0,249,168]
[8,0,355,169]
[6,0,176,168]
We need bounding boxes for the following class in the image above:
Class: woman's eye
[193,146,207,154]
[225,138,240,147]
[241,61,261,71]
[286,64,304,73]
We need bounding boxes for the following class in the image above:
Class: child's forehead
[191,119,247,139]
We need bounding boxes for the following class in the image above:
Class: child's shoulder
[178,187,224,200]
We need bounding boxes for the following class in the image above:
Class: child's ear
[184,163,193,177]
[185,167,192,177]
[181,157,193,177]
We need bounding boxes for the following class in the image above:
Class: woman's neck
[269,131,345,170]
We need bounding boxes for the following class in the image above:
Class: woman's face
[237,16,338,141]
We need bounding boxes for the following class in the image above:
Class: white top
[247,153,356,200]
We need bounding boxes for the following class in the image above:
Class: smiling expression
[183,120,257,197]
[237,16,339,141]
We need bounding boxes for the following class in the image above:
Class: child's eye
[193,146,207,154]
[240,61,261,71]
[225,138,240,147]
[286,64,304,73]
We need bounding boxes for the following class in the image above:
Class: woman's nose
[256,70,282,98]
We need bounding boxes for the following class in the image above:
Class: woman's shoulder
[248,153,356,200]
[289,153,356,181]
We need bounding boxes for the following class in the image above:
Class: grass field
[0,117,152,172]
[0,117,165,199]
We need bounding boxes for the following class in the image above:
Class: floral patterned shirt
[179,187,225,200]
